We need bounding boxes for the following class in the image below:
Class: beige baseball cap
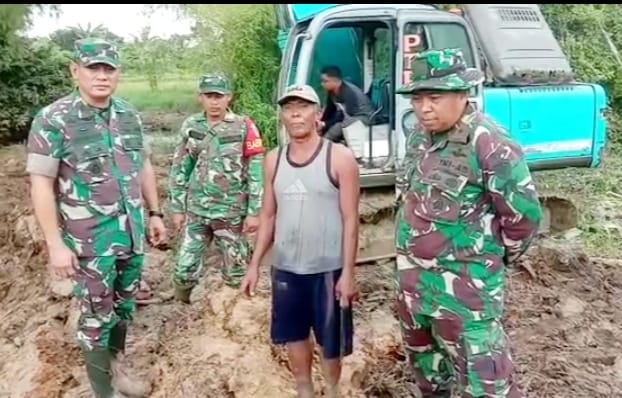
[277,84,321,105]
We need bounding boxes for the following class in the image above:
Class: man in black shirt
[319,65,373,144]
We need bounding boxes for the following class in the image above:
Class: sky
[26,4,194,40]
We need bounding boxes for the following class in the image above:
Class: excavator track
[357,187,397,264]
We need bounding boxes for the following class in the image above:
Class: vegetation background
[2,4,622,255]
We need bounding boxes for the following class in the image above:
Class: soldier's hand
[47,243,78,279]
[148,216,167,247]
[172,213,186,233]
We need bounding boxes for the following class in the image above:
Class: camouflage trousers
[173,214,250,289]
[72,254,143,351]
[396,262,524,398]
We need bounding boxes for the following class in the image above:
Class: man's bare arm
[248,148,279,269]
[334,145,360,275]
[141,156,160,212]
[30,174,63,248]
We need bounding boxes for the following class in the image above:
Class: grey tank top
[272,138,343,274]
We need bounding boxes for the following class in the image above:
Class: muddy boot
[109,321,128,358]
[174,284,193,304]
[110,353,151,398]
[83,348,114,398]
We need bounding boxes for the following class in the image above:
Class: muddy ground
[1,143,622,398]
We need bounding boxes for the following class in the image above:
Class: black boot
[83,348,114,398]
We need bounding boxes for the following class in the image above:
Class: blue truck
[273,4,608,258]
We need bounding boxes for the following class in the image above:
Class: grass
[116,74,201,113]
[151,131,182,154]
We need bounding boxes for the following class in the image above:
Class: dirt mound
[1,145,622,398]
[505,239,622,397]
[142,111,188,135]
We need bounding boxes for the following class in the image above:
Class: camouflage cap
[73,37,120,68]
[277,84,321,105]
[198,74,232,94]
[396,48,484,94]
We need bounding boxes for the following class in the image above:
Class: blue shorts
[270,267,354,359]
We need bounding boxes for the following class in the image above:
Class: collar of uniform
[72,90,125,120]
[447,103,477,144]
[197,111,236,124]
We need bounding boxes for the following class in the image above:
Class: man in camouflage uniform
[26,38,166,398]
[394,48,543,397]
[168,73,265,303]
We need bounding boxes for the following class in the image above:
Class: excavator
[273,4,609,262]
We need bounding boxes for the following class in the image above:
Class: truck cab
[275,4,609,188]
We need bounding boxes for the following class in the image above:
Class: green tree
[0,4,72,144]
[0,5,59,43]
[122,27,178,90]
[49,24,124,52]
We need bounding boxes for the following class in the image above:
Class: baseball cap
[198,73,232,94]
[277,84,321,105]
[73,37,120,69]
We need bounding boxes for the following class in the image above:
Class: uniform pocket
[218,136,244,173]
[74,140,112,185]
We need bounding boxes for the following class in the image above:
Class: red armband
[243,118,265,157]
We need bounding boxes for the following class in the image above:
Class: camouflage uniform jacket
[168,111,265,220]
[26,92,150,258]
[395,105,543,315]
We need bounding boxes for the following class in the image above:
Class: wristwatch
[148,210,164,218]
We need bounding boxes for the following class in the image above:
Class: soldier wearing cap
[394,48,543,397]
[241,84,360,398]
[26,37,166,397]
[168,73,265,303]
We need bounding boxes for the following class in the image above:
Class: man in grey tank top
[241,84,360,398]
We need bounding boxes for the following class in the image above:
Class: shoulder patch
[243,117,265,157]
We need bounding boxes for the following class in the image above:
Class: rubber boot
[108,322,151,397]
[109,321,127,358]
[111,355,151,398]
[173,284,193,304]
[83,348,114,398]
